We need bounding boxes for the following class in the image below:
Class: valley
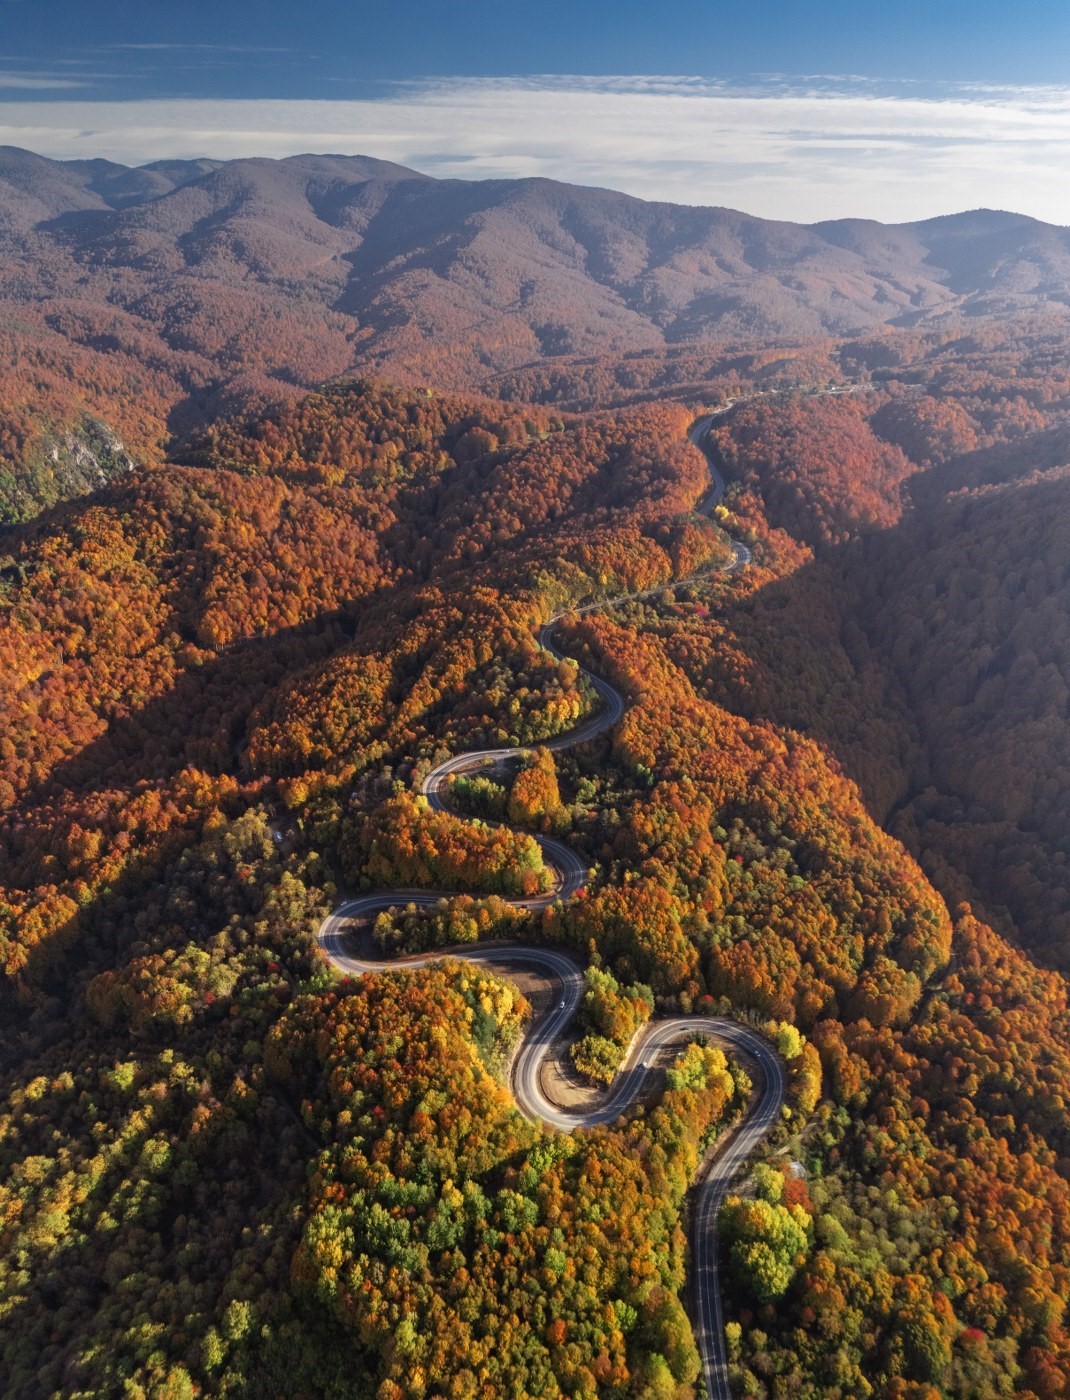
[1,155,1069,1400]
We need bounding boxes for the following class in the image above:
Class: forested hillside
[696,346,1070,978]
[3,373,1070,1398]
[0,382,720,984]
[6,145,1070,523]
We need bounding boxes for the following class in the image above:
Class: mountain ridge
[6,145,1070,339]
[4,144,1070,521]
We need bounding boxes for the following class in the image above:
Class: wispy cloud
[107,43,295,54]
[2,75,1070,223]
[0,71,92,90]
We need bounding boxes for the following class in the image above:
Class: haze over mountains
[5,144,1070,396]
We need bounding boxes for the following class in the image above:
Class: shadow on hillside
[711,460,1070,971]
[0,602,378,1020]
[16,610,358,813]
[906,425,1070,511]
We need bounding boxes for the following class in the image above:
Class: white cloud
[2,75,1070,223]
[107,43,295,53]
[0,72,90,90]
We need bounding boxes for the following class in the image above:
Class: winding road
[317,410,784,1400]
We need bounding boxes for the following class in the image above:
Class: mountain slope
[8,148,1070,375]
[2,378,1068,1400]
[687,373,1070,974]
[4,148,1070,522]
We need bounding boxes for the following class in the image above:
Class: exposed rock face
[1,417,137,525]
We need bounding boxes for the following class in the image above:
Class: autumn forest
[2,150,1070,1400]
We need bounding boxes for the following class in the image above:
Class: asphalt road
[317,409,782,1400]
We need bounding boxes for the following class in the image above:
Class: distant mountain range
[6,145,1070,382]
[4,144,1070,520]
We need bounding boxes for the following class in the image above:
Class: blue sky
[3,1,1070,222]
[4,1,1070,97]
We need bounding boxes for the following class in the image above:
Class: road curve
[317,410,783,1400]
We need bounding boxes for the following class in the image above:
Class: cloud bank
[3,75,1070,223]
